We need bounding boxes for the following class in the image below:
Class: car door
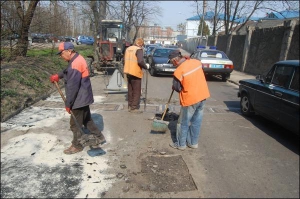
[279,66,299,133]
[254,64,283,122]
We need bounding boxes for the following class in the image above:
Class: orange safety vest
[123,45,143,78]
[174,59,210,106]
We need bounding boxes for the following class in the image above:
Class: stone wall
[216,35,228,53]
[229,35,246,71]
[287,24,299,60]
[245,27,285,75]
[182,19,299,76]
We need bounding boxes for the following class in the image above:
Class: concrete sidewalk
[227,70,256,86]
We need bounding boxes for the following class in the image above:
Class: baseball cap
[168,50,181,60]
[57,42,74,55]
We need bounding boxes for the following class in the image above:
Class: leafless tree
[193,0,299,35]
[1,0,39,58]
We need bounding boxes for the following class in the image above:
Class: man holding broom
[49,42,106,154]
[169,51,210,150]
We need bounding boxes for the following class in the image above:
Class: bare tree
[193,0,298,36]
[11,1,39,58]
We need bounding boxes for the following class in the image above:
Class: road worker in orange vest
[169,51,210,150]
[123,38,150,113]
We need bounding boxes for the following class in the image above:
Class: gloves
[65,107,71,114]
[50,74,59,83]
[145,63,150,70]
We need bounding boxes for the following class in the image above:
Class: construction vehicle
[95,19,131,71]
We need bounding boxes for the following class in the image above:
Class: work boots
[63,144,83,155]
[79,134,106,147]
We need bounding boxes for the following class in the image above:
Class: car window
[196,50,228,59]
[271,65,294,88]
[290,67,299,91]
[265,66,276,83]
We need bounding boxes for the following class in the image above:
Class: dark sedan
[144,45,158,63]
[148,47,179,76]
[238,60,299,135]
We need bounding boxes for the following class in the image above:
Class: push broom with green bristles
[151,89,174,132]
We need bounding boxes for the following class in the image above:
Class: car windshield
[197,50,228,59]
[147,46,156,52]
[153,49,176,57]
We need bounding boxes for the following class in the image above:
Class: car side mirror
[256,74,265,83]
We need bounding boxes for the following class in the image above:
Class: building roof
[186,11,259,22]
[262,10,299,19]
[186,10,299,23]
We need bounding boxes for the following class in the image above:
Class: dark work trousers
[127,74,142,110]
[70,105,105,148]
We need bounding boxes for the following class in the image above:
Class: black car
[148,47,179,76]
[144,45,158,63]
[238,60,299,135]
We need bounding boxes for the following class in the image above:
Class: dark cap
[57,42,74,55]
[168,50,181,59]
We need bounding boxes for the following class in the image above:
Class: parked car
[7,33,20,40]
[190,47,234,81]
[144,45,158,63]
[148,47,180,76]
[64,36,75,42]
[76,35,94,45]
[238,60,299,135]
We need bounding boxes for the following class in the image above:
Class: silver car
[190,47,234,81]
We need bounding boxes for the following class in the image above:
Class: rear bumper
[203,68,233,75]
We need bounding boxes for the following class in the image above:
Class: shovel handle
[54,81,66,102]
[161,89,174,121]
[54,81,84,134]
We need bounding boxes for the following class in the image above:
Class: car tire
[150,67,156,76]
[222,74,230,82]
[240,93,254,116]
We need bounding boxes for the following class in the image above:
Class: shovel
[151,89,174,132]
[53,81,100,147]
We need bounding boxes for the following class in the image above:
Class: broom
[151,89,174,132]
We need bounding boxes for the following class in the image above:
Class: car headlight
[155,64,164,67]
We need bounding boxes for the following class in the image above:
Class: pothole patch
[137,155,197,193]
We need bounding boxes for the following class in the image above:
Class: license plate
[210,64,223,68]
[164,68,175,72]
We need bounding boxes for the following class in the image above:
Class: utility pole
[200,0,207,45]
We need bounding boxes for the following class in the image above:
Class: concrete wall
[182,19,299,76]
[287,24,299,60]
[245,27,285,75]
[229,35,246,71]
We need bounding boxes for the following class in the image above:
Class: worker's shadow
[82,113,104,132]
[151,111,178,143]
[82,113,106,157]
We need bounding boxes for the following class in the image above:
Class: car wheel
[150,67,156,76]
[240,93,254,116]
[222,74,230,82]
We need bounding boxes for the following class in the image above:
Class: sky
[156,1,196,30]
[155,1,298,30]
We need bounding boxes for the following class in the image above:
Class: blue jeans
[176,100,205,147]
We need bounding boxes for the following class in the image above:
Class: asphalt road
[1,67,299,198]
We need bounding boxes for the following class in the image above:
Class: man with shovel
[50,42,106,154]
[168,51,210,150]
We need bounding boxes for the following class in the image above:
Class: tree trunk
[12,0,39,58]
